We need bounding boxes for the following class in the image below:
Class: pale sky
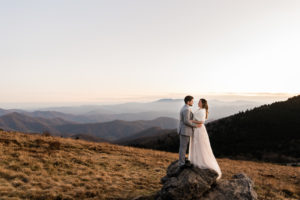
[1,0,299,108]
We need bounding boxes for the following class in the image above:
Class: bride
[188,98,222,180]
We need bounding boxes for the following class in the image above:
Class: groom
[177,95,201,169]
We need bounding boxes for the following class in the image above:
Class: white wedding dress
[188,108,222,180]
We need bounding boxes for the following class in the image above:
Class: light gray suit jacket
[177,104,197,137]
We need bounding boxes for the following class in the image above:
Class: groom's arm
[183,109,198,128]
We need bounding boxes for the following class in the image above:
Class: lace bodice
[193,108,206,122]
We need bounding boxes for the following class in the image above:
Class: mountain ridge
[0,112,178,141]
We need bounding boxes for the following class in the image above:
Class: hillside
[0,130,299,200]
[116,128,179,152]
[206,95,300,163]
[114,127,174,144]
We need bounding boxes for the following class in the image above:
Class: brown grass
[0,130,299,200]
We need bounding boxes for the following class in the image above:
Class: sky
[1,0,300,108]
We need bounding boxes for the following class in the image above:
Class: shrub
[42,130,51,137]
[48,141,61,150]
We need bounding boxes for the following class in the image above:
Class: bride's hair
[200,98,209,119]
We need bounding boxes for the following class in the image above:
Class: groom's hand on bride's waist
[196,124,202,128]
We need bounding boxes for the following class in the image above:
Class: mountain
[0,112,76,135]
[22,110,99,123]
[55,117,179,141]
[84,111,179,122]
[0,109,95,123]
[118,95,300,163]
[0,112,178,141]
[0,108,10,116]
[0,108,25,116]
[0,130,298,200]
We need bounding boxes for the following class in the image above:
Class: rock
[133,160,258,200]
[157,160,219,200]
[202,173,258,200]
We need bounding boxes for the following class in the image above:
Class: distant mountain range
[117,95,300,163]
[0,112,178,141]
[0,99,264,123]
[55,117,178,141]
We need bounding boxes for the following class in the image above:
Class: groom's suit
[178,104,198,167]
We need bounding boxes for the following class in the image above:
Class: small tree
[42,130,51,137]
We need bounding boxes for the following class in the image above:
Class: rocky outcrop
[201,173,258,200]
[157,160,218,200]
[133,160,257,200]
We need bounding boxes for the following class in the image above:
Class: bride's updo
[200,98,208,119]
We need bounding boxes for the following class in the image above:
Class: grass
[0,130,299,200]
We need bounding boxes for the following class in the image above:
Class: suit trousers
[178,134,190,166]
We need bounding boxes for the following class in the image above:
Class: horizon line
[0,92,298,110]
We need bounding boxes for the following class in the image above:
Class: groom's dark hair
[184,95,194,104]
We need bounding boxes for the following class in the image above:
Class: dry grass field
[0,130,299,200]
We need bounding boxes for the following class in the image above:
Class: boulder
[157,160,218,200]
[133,160,258,200]
[202,173,258,200]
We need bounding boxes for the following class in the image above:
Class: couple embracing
[177,95,222,180]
